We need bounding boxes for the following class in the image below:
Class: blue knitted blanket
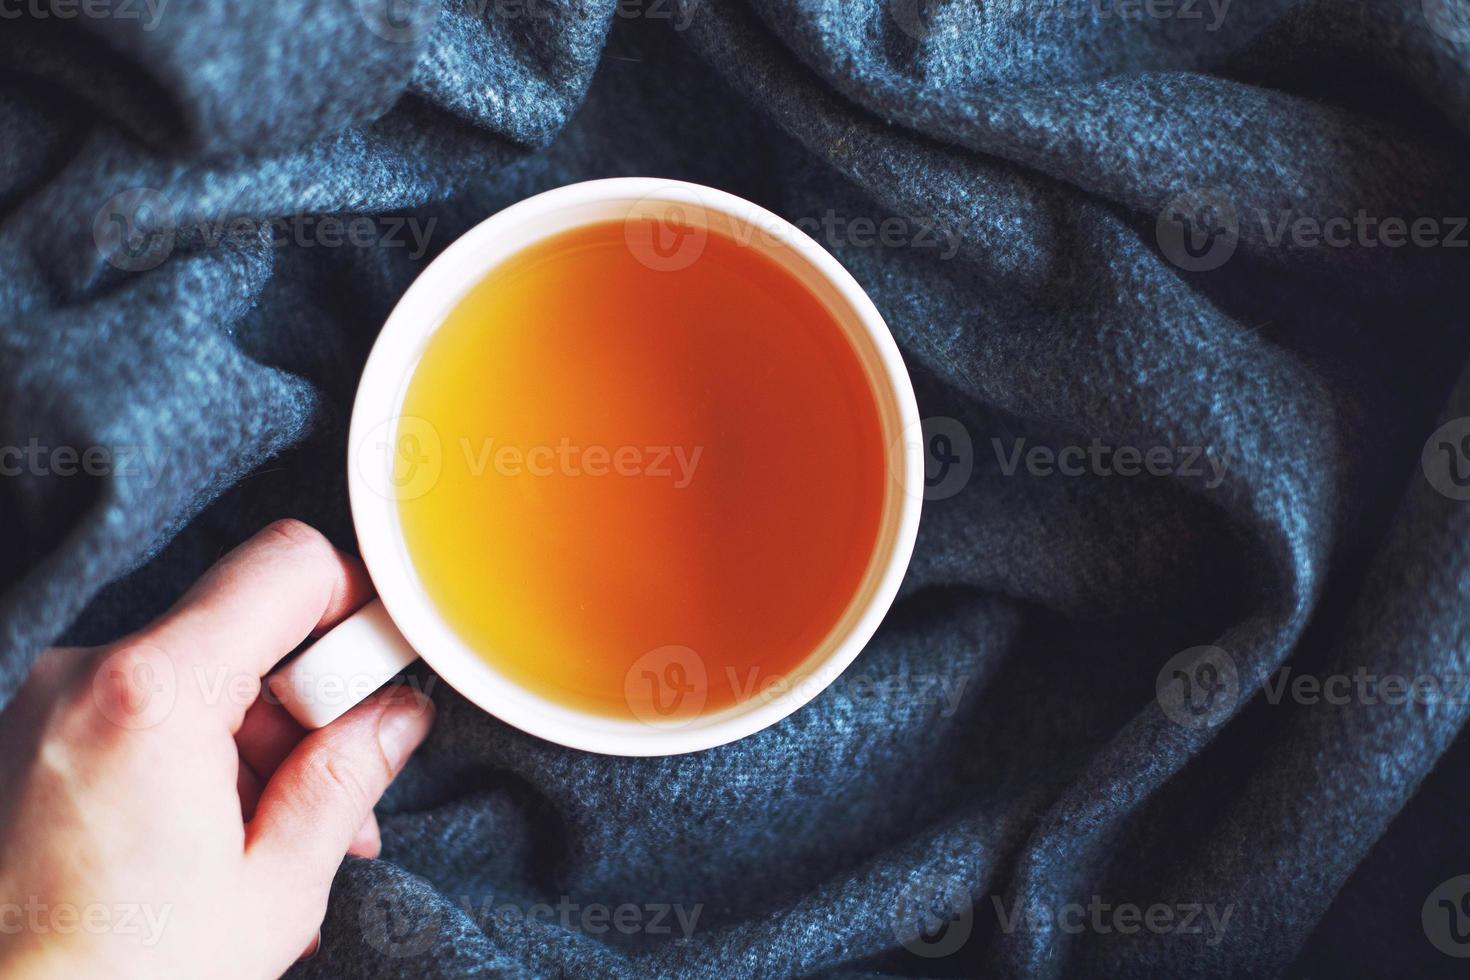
[3,1,1470,976]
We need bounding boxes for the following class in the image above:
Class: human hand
[0,519,435,979]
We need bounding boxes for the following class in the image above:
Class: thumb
[245,686,433,935]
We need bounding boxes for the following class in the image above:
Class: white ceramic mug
[268,178,923,756]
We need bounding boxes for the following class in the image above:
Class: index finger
[130,520,374,721]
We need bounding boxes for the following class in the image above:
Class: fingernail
[378,690,434,771]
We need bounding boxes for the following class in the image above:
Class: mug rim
[348,177,923,755]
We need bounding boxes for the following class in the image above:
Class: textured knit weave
[3,1,1470,977]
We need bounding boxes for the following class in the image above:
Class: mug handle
[267,598,420,729]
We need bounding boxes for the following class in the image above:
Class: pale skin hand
[0,519,434,980]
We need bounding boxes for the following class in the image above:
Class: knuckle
[84,641,179,732]
[311,745,378,816]
[260,519,343,611]
[261,518,331,558]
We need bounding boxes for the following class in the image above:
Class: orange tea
[396,218,886,720]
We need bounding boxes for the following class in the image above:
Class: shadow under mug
[267,178,924,756]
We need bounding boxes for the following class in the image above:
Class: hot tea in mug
[270,180,921,755]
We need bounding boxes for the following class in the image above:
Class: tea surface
[396,219,885,720]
